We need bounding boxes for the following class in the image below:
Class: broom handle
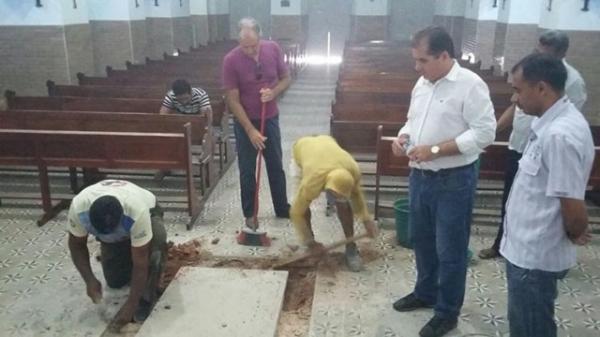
[252,100,267,228]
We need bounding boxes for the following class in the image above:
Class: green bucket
[394,198,413,249]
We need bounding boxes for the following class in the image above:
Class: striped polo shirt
[162,87,211,114]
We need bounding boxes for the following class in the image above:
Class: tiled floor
[1,65,600,337]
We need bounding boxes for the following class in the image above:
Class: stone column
[350,0,390,42]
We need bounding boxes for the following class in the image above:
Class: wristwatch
[430,145,440,155]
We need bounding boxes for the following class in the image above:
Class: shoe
[345,244,363,272]
[275,207,290,219]
[419,316,458,337]
[478,247,500,260]
[134,298,155,322]
[392,293,434,312]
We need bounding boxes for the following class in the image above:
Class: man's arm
[68,233,102,303]
[225,88,266,150]
[159,106,174,114]
[560,197,589,242]
[496,104,516,134]
[260,72,291,102]
[110,243,150,331]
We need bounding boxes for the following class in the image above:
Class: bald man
[223,17,292,226]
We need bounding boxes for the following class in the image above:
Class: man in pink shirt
[222,17,291,225]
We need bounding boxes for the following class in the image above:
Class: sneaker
[392,293,434,312]
[419,316,458,337]
[478,247,500,260]
[344,245,363,272]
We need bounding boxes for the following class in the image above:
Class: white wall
[465,0,497,21]
[170,0,190,17]
[0,1,63,26]
[498,0,542,24]
[190,0,208,15]
[207,0,229,15]
[60,0,89,25]
[539,0,600,31]
[145,0,172,18]
[129,0,147,20]
[271,0,302,15]
[88,0,130,21]
[351,0,389,16]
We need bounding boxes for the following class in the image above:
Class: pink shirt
[222,40,289,120]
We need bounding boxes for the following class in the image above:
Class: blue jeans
[234,116,289,218]
[409,163,477,320]
[506,261,568,337]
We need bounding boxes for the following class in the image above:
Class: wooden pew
[0,125,200,229]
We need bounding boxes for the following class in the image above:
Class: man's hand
[86,278,103,304]
[307,241,327,257]
[260,88,275,103]
[391,134,410,157]
[363,219,379,239]
[108,302,136,333]
[247,128,267,150]
[570,226,592,246]
[407,145,437,163]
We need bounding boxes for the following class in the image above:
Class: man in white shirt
[67,180,167,332]
[391,26,496,337]
[479,30,588,259]
[501,53,594,337]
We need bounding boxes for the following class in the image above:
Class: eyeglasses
[255,62,263,81]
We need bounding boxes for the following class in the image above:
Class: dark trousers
[409,163,477,320]
[234,116,290,218]
[506,261,568,337]
[491,149,522,252]
[100,206,167,300]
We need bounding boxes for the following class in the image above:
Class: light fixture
[135,0,140,8]
[73,0,77,9]
[155,0,159,6]
[492,0,498,8]
[547,0,553,11]
[35,0,42,7]
[582,0,590,11]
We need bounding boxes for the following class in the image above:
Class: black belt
[412,162,475,177]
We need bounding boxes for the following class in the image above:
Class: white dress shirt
[508,59,588,153]
[500,97,595,272]
[398,61,496,171]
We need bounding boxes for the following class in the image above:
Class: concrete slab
[136,267,288,337]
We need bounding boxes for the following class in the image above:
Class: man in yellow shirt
[289,135,378,272]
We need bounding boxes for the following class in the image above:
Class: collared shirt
[398,61,496,171]
[500,97,595,272]
[162,87,211,114]
[222,40,288,120]
[508,59,588,153]
[68,180,156,247]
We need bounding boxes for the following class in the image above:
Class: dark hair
[539,30,569,57]
[511,53,567,93]
[411,26,455,59]
[89,195,123,234]
[171,79,191,96]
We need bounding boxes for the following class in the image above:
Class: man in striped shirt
[160,79,212,124]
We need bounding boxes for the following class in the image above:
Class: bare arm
[159,106,175,115]
[560,197,589,242]
[68,233,95,283]
[496,104,516,133]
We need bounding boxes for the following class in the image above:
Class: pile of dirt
[160,239,204,289]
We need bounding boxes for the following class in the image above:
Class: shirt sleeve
[67,206,88,238]
[162,93,175,109]
[566,79,587,111]
[130,212,153,247]
[222,55,239,91]
[275,42,290,79]
[455,80,497,155]
[398,81,421,137]
[197,89,211,109]
[545,133,589,200]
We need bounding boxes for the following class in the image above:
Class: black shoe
[275,206,290,219]
[392,293,434,312]
[419,316,458,337]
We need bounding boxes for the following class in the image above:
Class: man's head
[171,79,192,105]
[89,195,123,234]
[537,30,569,59]
[325,169,354,201]
[411,26,455,82]
[238,17,261,58]
[511,53,567,117]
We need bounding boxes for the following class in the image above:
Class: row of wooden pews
[0,40,244,228]
[331,40,600,222]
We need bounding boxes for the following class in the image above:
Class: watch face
[431,146,440,154]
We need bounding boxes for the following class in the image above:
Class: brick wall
[461,18,497,68]
[146,18,175,59]
[271,15,308,42]
[208,14,229,42]
[172,16,193,52]
[90,21,132,75]
[349,15,388,42]
[130,20,147,63]
[191,15,210,46]
[0,26,69,96]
